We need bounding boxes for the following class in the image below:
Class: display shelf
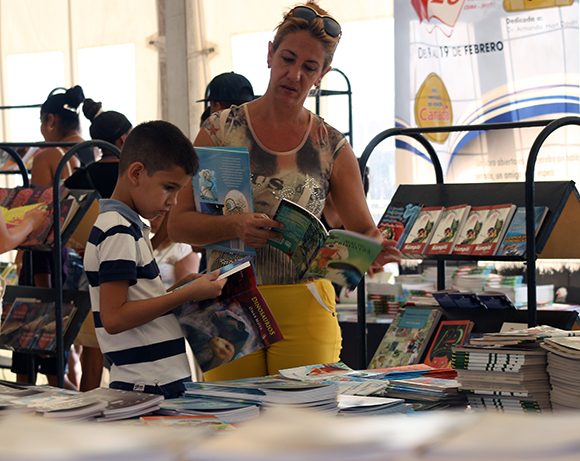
[352,116,580,368]
[0,139,119,387]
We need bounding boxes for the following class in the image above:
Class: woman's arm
[0,208,48,253]
[167,129,280,248]
[330,143,401,267]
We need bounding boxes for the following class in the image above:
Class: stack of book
[183,376,340,413]
[381,376,466,411]
[540,335,580,409]
[451,327,564,413]
[159,396,260,424]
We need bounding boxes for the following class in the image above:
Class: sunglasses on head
[287,5,342,38]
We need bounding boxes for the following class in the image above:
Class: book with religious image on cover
[268,198,382,290]
[173,265,283,372]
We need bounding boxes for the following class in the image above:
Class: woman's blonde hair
[272,1,340,69]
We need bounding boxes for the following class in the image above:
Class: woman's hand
[24,206,49,233]
[368,238,402,275]
[236,213,282,248]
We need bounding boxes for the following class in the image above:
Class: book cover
[400,206,445,255]
[0,299,77,352]
[496,206,549,257]
[423,320,474,368]
[377,201,423,249]
[269,199,382,290]
[425,204,471,255]
[471,203,517,256]
[368,306,442,369]
[452,206,490,255]
[192,146,255,255]
[173,265,283,372]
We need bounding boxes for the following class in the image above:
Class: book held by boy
[191,146,255,255]
[173,265,283,372]
[269,198,382,290]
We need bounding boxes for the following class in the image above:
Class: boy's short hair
[118,120,197,175]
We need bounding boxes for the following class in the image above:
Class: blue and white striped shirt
[84,199,190,391]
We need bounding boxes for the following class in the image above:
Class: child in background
[83,120,226,397]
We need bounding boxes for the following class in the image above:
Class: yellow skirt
[203,278,342,381]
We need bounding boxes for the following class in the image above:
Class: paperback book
[192,146,255,255]
[377,201,423,249]
[368,306,442,369]
[425,204,471,255]
[400,206,445,256]
[173,265,283,372]
[423,320,474,368]
[452,206,490,255]
[470,203,517,256]
[496,206,549,257]
[269,198,382,290]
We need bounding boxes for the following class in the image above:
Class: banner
[395,0,580,184]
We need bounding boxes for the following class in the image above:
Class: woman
[64,98,132,198]
[12,85,86,389]
[169,1,401,380]
[63,99,132,391]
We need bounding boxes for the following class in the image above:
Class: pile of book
[0,382,164,421]
[381,376,466,411]
[451,327,563,413]
[378,200,549,258]
[540,335,580,409]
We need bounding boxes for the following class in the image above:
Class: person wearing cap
[170,1,401,381]
[198,72,255,125]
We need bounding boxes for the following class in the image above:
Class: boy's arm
[99,272,226,334]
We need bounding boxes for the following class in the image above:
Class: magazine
[268,198,382,290]
[191,146,255,255]
[173,265,283,372]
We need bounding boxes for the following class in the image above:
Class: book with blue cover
[192,146,255,255]
[497,206,549,257]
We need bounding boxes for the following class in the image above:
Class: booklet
[191,146,255,255]
[268,198,382,290]
[173,265,283,372]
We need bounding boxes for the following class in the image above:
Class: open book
[191,146,255,255]
[0,185,98,250]
[268,199,382,290]
[173,265,283,372]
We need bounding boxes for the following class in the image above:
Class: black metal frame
[356,116,580,369]
[0,140,120,387]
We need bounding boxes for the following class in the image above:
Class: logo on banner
[411,0,466,27]
[414,73,452,143]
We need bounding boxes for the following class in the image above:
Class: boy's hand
[236,213,282,248]
[182,271,226,301]
[168,272,204,292]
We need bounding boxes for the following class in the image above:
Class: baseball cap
[196,72,255,104]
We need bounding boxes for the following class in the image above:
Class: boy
[83,120,226,398]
